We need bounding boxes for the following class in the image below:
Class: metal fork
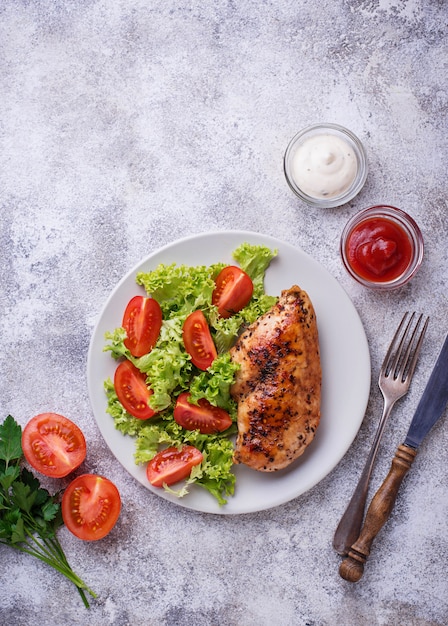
[332,311,429,555]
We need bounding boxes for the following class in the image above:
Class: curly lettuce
[103,242,277,505]
[135,263,222,319]
[210,243,278,352]
[103,386,238,505]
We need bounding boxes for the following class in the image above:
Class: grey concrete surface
[0,1,447,625]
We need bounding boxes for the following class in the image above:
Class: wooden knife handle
[339,444,417,583]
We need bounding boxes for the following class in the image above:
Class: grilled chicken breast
[230,285,321,471]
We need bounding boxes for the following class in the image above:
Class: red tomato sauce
[346,217,413,283]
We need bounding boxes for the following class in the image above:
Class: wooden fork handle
[339,444,418,582]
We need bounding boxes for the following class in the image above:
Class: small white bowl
[284,123,368,208]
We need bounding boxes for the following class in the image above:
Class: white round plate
[87,231,371,515]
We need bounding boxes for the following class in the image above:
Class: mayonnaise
[291,134,358,199]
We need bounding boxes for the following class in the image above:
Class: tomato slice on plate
[122,295,162,357]
[146,445,203,487]
[62,474,121,541]
[22,413,86,478]
[212,266,254,318]
[114,360,156,420]
[174,392,233,434]
[182,310,217,370]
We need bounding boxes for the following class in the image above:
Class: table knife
[339,332,448,582]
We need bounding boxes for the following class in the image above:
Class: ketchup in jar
[340,206,424,289]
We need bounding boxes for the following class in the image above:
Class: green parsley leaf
[11,481,36,514]
[10,516,26,544]
[41,499,60,522]
[0,415,22,464]
[0,465,21,490]
[0,415,96,608]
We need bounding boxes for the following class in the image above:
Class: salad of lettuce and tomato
[103,243,277,505]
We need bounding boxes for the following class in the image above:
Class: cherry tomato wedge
[114,360,156,420]
[212,266,254,318]
[146,445,203,487]
[182,310,217,370]
[22,413,86,478]
[62,474,121,541]
[174,392,233,434]
[122,295,162,357]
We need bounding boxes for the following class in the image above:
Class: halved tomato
[22,413,86,478]
[182,310,217,370]
[146,445,203,487]
[212,266,254,318]
[62,474,121,541]
[114,360,156,420]
[174,392,232,434]
[122,295,162,357]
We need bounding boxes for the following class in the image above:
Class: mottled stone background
[0,1,447,625]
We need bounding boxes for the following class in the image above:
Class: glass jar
[284,123,368,208]
[340,205,424,289]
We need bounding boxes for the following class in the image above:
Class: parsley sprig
[0,415,96,608]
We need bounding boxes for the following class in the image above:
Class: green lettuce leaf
[134,420,237,505]
[103,242,277,505]
[135,263,223,318]
[209,244,278,351]
[188,352,239,414]
[103,327,131,361]
[232,242,278,293]
[134,317,193,411]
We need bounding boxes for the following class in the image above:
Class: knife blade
[403,333,448,448]
[339,333,448,582]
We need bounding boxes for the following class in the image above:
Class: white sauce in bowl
[291,134,358,199]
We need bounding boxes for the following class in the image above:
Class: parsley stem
[0,416,97,609]
[3,534,97,608]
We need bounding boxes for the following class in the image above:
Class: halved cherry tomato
[182,310,217,370]
[22,413,86,478]
[122,295,162,357]
[212,266,254,318]
[62,474,121,541]
[146,445,203,487]
[174,392,232,434]
[114,360,156,420]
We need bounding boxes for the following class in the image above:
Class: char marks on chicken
[230,285,321,471]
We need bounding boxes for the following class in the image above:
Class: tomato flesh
[22,413,86,478]
[114,360,156,420]
[122,295,162,357]
[146,445,203,487]
[174,392,232,434]
[212,266,254,318]
[182,310,217,370]
[62,474,121,541]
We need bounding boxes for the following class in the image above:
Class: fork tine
[402,315,429,382]
[395,313,423,381]
[388,312,415,378]
[381,312,411,377]
[382,312,429,383]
